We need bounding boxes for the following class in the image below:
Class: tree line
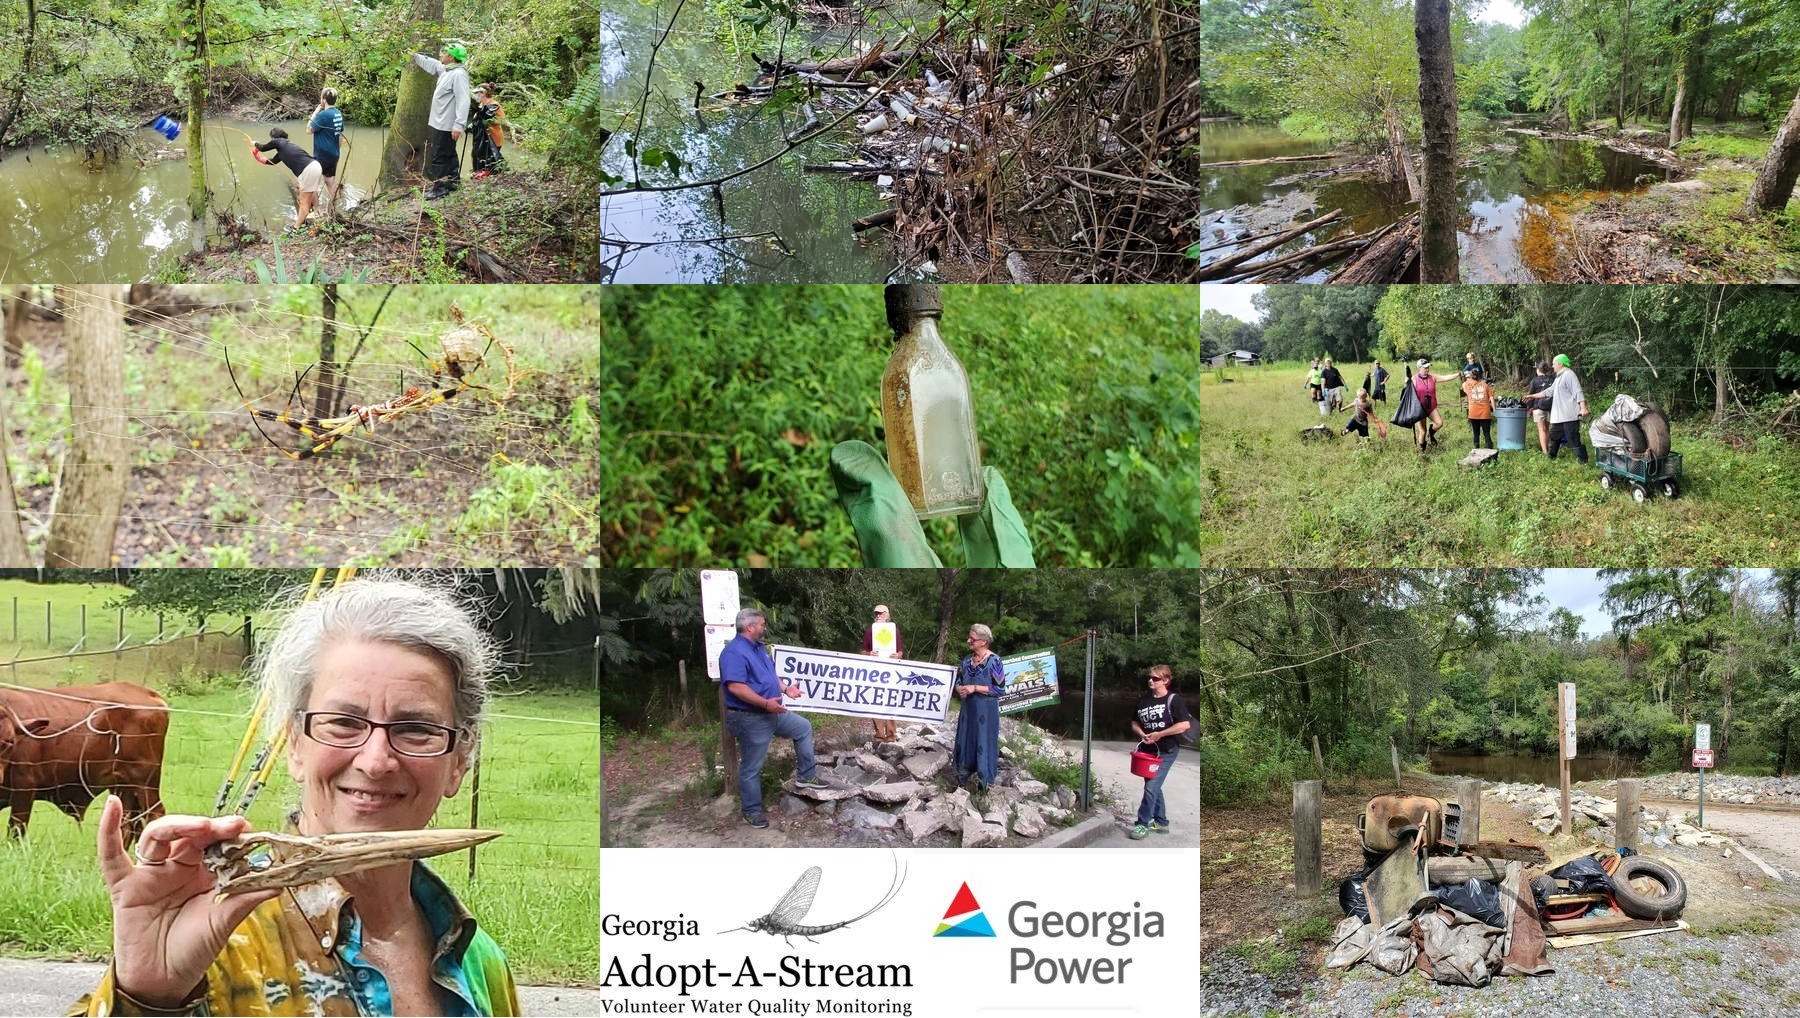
[1200,569,1800,805]
[1203,284,1800,424]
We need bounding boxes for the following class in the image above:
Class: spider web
[3,285,600,566]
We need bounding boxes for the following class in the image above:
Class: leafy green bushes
[601,285,1200,566]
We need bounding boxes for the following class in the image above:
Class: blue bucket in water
[151,116,181,141]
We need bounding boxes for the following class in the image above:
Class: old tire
[1639,408,1671,458]
[1612,857,1687,920]
[1620,419,1648,454]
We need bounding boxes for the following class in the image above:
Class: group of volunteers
[715,603,1192,841]
[1306,351,1591,462]
[254,40,508,230]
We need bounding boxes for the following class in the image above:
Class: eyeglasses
[299,711,460,758]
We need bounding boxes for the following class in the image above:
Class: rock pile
[1484,781,1732,850]
[1635,773,1800,806]
[778,720,1081,847]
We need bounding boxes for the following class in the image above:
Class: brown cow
[0,682,169,842]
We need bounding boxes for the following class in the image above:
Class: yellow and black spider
[226,308,516,461]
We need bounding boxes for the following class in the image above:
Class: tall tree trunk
[1614,0,1631,130]
[931,568,962,664]
[1414,0,1459,283]
[1715,75,1740,120]
[1746,85,1800,214]
[1714,360,1728,422]
[0,0,35,148]
[379,0,446,190]
[1668,59,1690,146]
[180,0,209,254]
[316,284,341,418]
[44,286,129,568]
[0,302,30,566]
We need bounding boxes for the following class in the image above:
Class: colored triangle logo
[933,882,995,938]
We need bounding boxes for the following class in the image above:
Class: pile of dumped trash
[1326,793,1688,988]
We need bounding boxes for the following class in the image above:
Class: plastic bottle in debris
[880,284,984,519]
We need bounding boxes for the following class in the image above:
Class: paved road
[1061,738,1198,847]
[0,957,603,1016]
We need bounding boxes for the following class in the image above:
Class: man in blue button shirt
[720,608,830,828]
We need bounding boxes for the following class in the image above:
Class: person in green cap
[410,41,472,200]
[1541,353,1588,463]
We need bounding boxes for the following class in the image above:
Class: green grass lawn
[1201,363,1800,566]
[0,579,247,654]
[0,680,598,987]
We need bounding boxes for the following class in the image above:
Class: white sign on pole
[769,645,956,724]
[1559,683,1577,760]
[1695,723,1711,752]
[703,625,735,680]
[869,622,899,659]
[699,570,741,627]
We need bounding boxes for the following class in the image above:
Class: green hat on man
[1553,353,1571,367]
[444,41,468,62]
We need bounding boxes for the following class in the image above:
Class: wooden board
[1546,914,1670,936]
[1547,920,1687,949]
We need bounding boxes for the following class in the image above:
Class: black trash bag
[1548,855,1612,896]
[1392,376,1425,428]
[1339,867,1373,923]
[1431,878,1507,929]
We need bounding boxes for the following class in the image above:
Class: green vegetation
[0,687,598,984]
[5,285,600,566]
[1200,570,1800,807]
[601,286,1200,566]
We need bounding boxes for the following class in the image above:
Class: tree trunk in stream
[1414,0,1459,283]
[1383,104,1420,203]
[179,0,208,253]
[1614,0,1631,130]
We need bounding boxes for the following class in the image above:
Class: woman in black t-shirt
[1128,665,1192,840]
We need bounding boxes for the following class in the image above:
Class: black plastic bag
[1431,878,1507,929]
[1548,855,1612,896]
[1339,867,1373,923]
[1392,377,1425,428]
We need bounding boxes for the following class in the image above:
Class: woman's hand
[97,796,280,1009]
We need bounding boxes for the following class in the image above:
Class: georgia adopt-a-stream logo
[932,882,995,938]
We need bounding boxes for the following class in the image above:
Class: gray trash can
[1494,406,1527,451]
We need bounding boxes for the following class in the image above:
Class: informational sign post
[998,648,1061,715]
[1695,723,1713,828]
[869,621,899,659]
[700,571,742,680]
[1558,682,1577,836]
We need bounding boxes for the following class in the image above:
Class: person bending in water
[254,127,323,229]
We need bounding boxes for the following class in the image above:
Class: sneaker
[1149,821,1170,835]
[743,813,769,829]
[1128,824,1150,840]
[423,188,449,201]
[792,777,832,791]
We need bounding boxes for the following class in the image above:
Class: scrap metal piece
[204,829,502,894]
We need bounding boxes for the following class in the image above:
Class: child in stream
[252,128,323,230]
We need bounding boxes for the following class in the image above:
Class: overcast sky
[1479,0,1525,27]
[1201,284,1265,323]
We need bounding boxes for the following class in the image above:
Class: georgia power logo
[932,882,995,937]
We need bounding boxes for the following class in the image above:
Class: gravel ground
[1205,919,1800,1017]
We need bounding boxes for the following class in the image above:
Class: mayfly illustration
[723,854,906,948]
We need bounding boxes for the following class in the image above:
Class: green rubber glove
[829,441,1035,567]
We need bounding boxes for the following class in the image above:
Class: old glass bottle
[880,284,984,519]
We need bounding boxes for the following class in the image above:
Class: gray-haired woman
[77,579,522,1016]
[952,623,1005,790]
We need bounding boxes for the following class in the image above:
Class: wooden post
[466,753,481,881]
[1390,737,1403,789]
[116,607,125,645]
[718,680,739,797]
[1457,778,1482,846]
[1560,752,1572,837]
[1312,734,1325,780]
[1294,780,1323,897]
[678,659,688,704]
[44,600,51,646]
[1616,778,1639,852]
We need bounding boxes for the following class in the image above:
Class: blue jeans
[1135,745,1179,827]
[725,709,817,816]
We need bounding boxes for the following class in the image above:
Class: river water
[598,0,896,283]
[1199,119,1675,282]
[1429,750,1643,785]
[0,118,478,282]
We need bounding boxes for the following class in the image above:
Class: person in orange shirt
[1462,366,1496,450]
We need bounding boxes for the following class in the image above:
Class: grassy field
[6,285,600,566]
[0,676,599,987]
[0,579,247,652]
[1201,362,1800,566]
